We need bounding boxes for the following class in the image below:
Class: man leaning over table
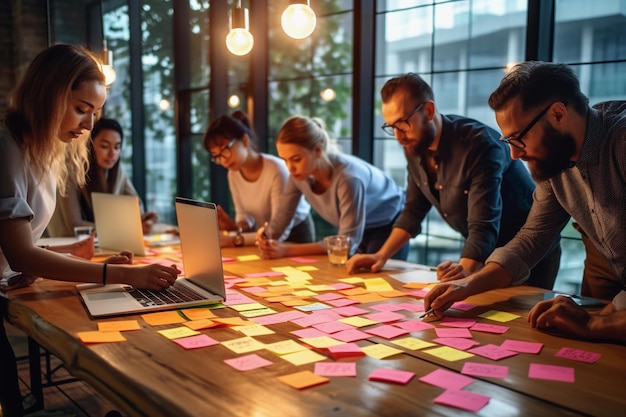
[346,72,561,289]
[424,61,626,344]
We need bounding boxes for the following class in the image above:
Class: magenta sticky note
[364,325,410,339]
[332,329,370,343]
[314,362,357,377]
[332,306,370,317]
[440,317,476,328]
[313,321,355,334]
[364,311,406,323]
[327,343,364,358]
[467,344,518,361]
[224,354,273,371]
[433,337,480,351]
[433,389,490,412]
[434,327,472,338]
[500,339,543,354]
[408,289,429,298]
[555,347,601,364]
[252,310,308,325]
[528,363,575,382]
[450,301,475,311]
[470,323,509,334]
[461,362,508,379]
[369,368,415,384]
[419,368,475,390]
[289,257,318,263]
[173,334,219,350]
[396,302,424,312]
[393,320,435,332]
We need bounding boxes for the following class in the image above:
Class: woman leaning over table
[256,115,409,260]
[203,111,314,247]
[47,117,159,237]
[0,44,179,417]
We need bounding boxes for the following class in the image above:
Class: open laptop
[79,197,226,317]
[92,192,146,256]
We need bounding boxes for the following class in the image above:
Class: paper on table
[224,354,273,371]
[173,334,219,350]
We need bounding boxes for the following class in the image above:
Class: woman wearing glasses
[203,111,314,247]
[256,115,408,260]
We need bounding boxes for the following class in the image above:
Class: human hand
[346,253,384,274]
[216,205,237,231]
[528,296,592,338]
[256,238,285,259]
[142,211,159,235]
[105,250,134,265]
[70,231,96,259]
[436,260,467,282]
[131,263,180,290]
[423,279,471,319]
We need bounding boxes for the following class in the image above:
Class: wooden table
[3,247,625,417]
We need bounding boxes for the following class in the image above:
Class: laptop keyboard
[127,283,206,308]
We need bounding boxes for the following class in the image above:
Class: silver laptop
[79,197,226,317]
[92,192,146,256]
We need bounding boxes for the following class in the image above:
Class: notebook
[79,197,226,317]
[91,192,146,256]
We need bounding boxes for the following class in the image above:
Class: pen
[419,308,434,319]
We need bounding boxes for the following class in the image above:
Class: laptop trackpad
[86,291,129,301]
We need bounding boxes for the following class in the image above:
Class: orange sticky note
[281,299,312,307]
[379,290,406,298]
[141,311,187,326]
[340,287,369,296]
[181,308,217,320]
[78,330,127,343]
[213,317,252,326]
[97,320,141,332]
[184,319,218,330]
[348,293,386,304]
[277,370,329,390]
[403,282,430,289]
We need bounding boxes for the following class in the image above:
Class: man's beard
[528,123,577,182]
[409,123,436,157]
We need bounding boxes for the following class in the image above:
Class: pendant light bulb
[281,0,316,39]
[101,40,116,85]
[226,5,254,56]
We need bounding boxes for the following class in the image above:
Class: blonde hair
[4,44,106,195]
[276,115,340,153]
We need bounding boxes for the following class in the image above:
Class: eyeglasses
[381,103,424,136]
[499,103,554,149]
[210,138,237,163]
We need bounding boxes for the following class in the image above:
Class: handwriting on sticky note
[478,310,520,322]
[369,368,415,384]
[419,368,475,390]
[423,346,474,362]
[500,339,543,354]
[555,347,601,363]
[281,350,327,366]
[277,370,329,390]
[221,336,266,353]
[361,343,403,359]
[157,327,200,340]
[77,330,126,343]
[433,389,490,412]
[97,320,140,332]
[224,354,273,371]
[173,334,219,350]
[467,344,517,360]
[315,362,357,377]
[391,337,436,351]
[461,362,508,379]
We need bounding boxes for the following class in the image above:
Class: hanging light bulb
[320,88,336,102]
[226,1,254,56]
[101,40,116,85]
[281,0,316,39]
[228,94,241,108]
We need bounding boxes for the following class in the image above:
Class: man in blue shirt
[347,72,561,289]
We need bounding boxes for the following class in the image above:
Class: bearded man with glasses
[347,72,561,292]
[425,61,626,344]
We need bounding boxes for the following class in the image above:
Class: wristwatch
[233,227,244,247]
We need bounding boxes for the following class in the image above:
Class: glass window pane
[189,0,210,88]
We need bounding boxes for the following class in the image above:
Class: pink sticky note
[173,334,219,350]
[434,337,480,351]
[450,301,475,311]
[290,257,318,263]
[364,325,410,339]
[332,329,370,343]
[315,293,345,302]
[370,303,405,312]
[240,286,269,293]
[332,306,370,317]
[461,362,508,379]
[396,302,424,312]
[223,291,256,306]
[393,320,435,332]
[408,289,429,298]
[244,271,285,278]
[433,389,490,412]
[252,311,308,325]
[290,328,329,339]
[470,323,509,334]
[313,321,355,334]
[224,354,273,371]
[327,343,365,359]
[434,328,473,338]
[500,339,543,354]
[440,317,476,328]
[314,362,357,377]
[221,256,235,263]
[555,347,601,364]
[329,283,355,290]
[528,363,575,382]
[364,311,406,323]
[419,368,475,390]
[467,344,518,361]
[369,368,415,384]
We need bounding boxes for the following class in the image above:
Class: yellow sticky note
[348,293,386,304]
[299,336,344,348]
[278,370,329,390]
[281,349,327,366]
[230,302,268,312]
[237,254,261,261]
[97,320,141,332]
[181,308,217,321]
[183,319,218,330]
[296,265,318,271]
[222,336,265,353]
[339,316,379,328]
[306,284,335,292]
[339,277,364,284]
[391,337,436,351]
[364,278,394,292]
[213,317,253,326]
[141,311,187,326]
[281,299,312,307]
[292,290,318,297]
[78,330,127,343]
[233,324,275,336]
[423,346,474,362]
[265,295,302,302]
[361,343,404,359]
[265,340,308,355]
[157,326,200,340]
[478,310,520,322]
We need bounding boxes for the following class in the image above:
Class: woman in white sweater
[203,111,314,247]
